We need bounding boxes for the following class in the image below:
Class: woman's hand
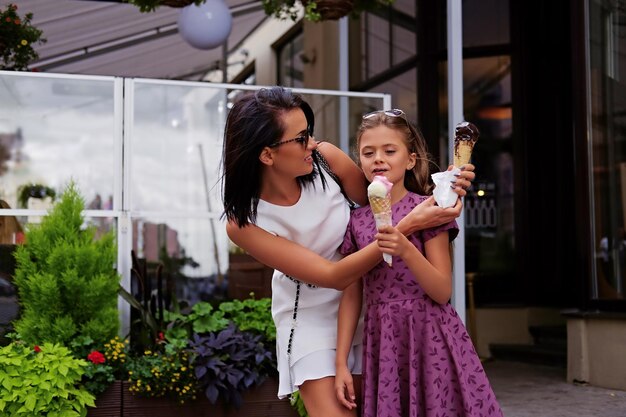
[396,163,475,235]
[450,163,476,197]
[396,196,463,234]
[335,364,357,410]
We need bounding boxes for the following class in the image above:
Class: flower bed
[86,377,298,417]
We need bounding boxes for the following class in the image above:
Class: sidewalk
[484,360,626,417]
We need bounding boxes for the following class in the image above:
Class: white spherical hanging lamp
[178,0,233,50]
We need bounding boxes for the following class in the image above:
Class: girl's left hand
[375,225,411,258]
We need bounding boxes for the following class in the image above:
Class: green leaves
[0,342,95,416]
[13,182,120,351]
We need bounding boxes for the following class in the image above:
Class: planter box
[227,253,273,300]
[87,380,122,417]
[122,377,297,417]
[87,376,297,417]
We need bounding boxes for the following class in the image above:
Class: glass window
[588,0,626,300]
[0,74,118,210]
[277,29,304,88]
[130,82,225,214]
[367,68,418,126]
[441,55,515,302]
[129,80,228,305]
[462,0,510,47]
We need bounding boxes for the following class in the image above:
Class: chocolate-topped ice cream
[453,121,479,167]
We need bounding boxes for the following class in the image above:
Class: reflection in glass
[0,73,116,211]
[589,0,626,300]
[131,216,229,305]
[441,56,515,303]
[131,82,226,214]
[277,29,304,88]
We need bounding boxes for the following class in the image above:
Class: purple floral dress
[340,192,503,417]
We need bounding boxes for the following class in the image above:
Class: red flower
[87,350,106,364]
[14,19,20,25]
[158,332,165,341]
[33,345,41,353]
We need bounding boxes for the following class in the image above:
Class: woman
[222,87,474,417]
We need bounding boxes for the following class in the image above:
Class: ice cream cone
[454,142,475,167]
[367,176,393,266]
[453,121,479,168]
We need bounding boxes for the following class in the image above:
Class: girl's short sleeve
[340,216,357,256]
[422,219,459,242]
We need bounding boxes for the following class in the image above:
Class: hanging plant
[16,183,56,208]
[262,0,395,22]
[0,3,46,70]
[126,0,206,13]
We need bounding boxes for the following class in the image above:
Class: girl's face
[359,125,416,186]
[268,108,317,176]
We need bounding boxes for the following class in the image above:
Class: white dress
[256,172,364,398]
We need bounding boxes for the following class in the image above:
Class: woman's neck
[259,171,302,206]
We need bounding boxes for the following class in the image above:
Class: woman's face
[269,108,316,176]
[358,125,416,185]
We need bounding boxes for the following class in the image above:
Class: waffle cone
[368,195,393,266]
[454,142,474,167]
[369,196,391,215]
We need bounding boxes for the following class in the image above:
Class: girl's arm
[375,225,452,304]
[227,221,380,290]
[316,141,369,206]
[334,280,362,410]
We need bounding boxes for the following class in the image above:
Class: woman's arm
[375,225,452,304]
[226,221,381,290]
[396,164,476,236]
[316,141,369,206]
[334,280,362,410]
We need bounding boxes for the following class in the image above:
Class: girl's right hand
[376,225,412,258]
[334,364,357,410]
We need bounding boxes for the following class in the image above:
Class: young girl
[335,109,503,417]
[222,88,476,417]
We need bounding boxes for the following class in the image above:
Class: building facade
[238,0,625,390]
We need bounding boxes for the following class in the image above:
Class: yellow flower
[20,39,27,46]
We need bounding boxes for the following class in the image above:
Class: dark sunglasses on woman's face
[269,131,311,149]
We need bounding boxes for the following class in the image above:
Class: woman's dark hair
[222,86,330,227]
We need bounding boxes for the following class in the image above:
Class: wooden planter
[122,377,297,417]
[87,380,123,417]
[88,377,297,417]
[227,253,273,300]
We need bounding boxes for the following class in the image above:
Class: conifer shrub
[12,182,120,351]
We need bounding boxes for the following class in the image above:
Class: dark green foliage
[189,324,275,408]
[12,182,120,350]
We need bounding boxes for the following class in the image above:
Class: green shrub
[12,182,120,352]
[0,342,95,416]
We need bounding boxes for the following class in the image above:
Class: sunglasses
[362,108,407,120]
[269,131,311,149]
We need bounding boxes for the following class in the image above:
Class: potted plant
[0,342,95,416]
[82,295,299,416]
[16,182,56,208]
[126,0,206,13]
[0,3,46,70]
[261,0,395,22]
[12,182,120,353]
